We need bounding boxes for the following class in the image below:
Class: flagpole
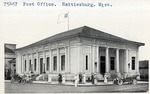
[68,12,69,31]
[57,12,69,31]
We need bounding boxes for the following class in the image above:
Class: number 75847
[4,2,18,7]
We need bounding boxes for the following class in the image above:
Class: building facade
[139,60,149,81]
[15,26,144,80]
[5,43,16,80]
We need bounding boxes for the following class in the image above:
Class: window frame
[132,57,135,70]
[34,59,36,71]
[85,55,88,70]
[53,56,57,71]
[46,57,50,71]
[24,60,26,71]
[61,55,65,71]
[29,59,31,71]
[110,57,115,70]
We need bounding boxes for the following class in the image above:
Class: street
[5,82,149,93]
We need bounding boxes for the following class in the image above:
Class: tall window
[132,57,135,70]
[34,59,36,71]
[40,58,43,73]
[43,63,45,73]
[86,55,88,70]
[29,59,31,71]
[61,55,65,71]
[25,60,26,71]
[110,57,115,70]
[46,57,49,71]
[53,56,57,70]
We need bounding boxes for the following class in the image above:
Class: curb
[5,80,114,86]
[5,80,148,86]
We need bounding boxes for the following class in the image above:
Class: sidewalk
[32,81,114,86]
[5,80,113,86]
[5,80,148,86]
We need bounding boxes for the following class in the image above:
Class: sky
[0,0,150,61]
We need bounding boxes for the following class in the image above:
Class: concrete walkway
[5,80,148,86]
[33,81,113,86]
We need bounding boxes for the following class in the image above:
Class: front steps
[36,74,48,81]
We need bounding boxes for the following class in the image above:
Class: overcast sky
[0,0,150,61]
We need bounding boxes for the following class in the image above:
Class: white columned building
[15,26,144,80]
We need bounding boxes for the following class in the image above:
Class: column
[49,49,52,73]
[21,55,24,73]
[43,51,46,73]
[92,46,95,73]
[116,48,120,76]
[26,54,29,73]
[136,50,139,74]
[96,46,99,72]
[128,49,131,73]
[17,53,22,74]
[57,48,60,72]
[105,47,109,74]
[16,53,19,74]
[124,49,128,74]
[15,54,18,74]
[77,43,81,73]
[31,53,33,73]
[20,54,22,74]
[89,46,92,73]
[65,47,68,73]
[67,46,70,73]
[36,52,39,74]
[116,49,119,73]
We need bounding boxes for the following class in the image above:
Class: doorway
[100,56,106,75]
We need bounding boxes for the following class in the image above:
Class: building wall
[15,36,140,78]
[82,45,91,73]
[5,44,16,79]
[5,53,15,70]
[10,63,16,74]
[5,44,16,50]
[70,45,78,73]
[16,37,78,74]
[109,48,116,74]
[139,60,149,80]
[130,50,137,74]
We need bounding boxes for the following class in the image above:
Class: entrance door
[100,56,106,75]
[40,58,43,74]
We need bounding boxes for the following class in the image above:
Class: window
[110,57,115,70]
[25,60,26,71]
[61,55,65,71]
[86,55,88,70]
[53,56,57,70]
[43,63,45,73]
[101,56,105,61]
[40,58,43,73]
[34,59,36,71]
[132,57,135,70]
[29,59,31,71]
[46,57,49,71]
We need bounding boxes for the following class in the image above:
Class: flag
[64,13,68,18]
[57,12,69,23]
